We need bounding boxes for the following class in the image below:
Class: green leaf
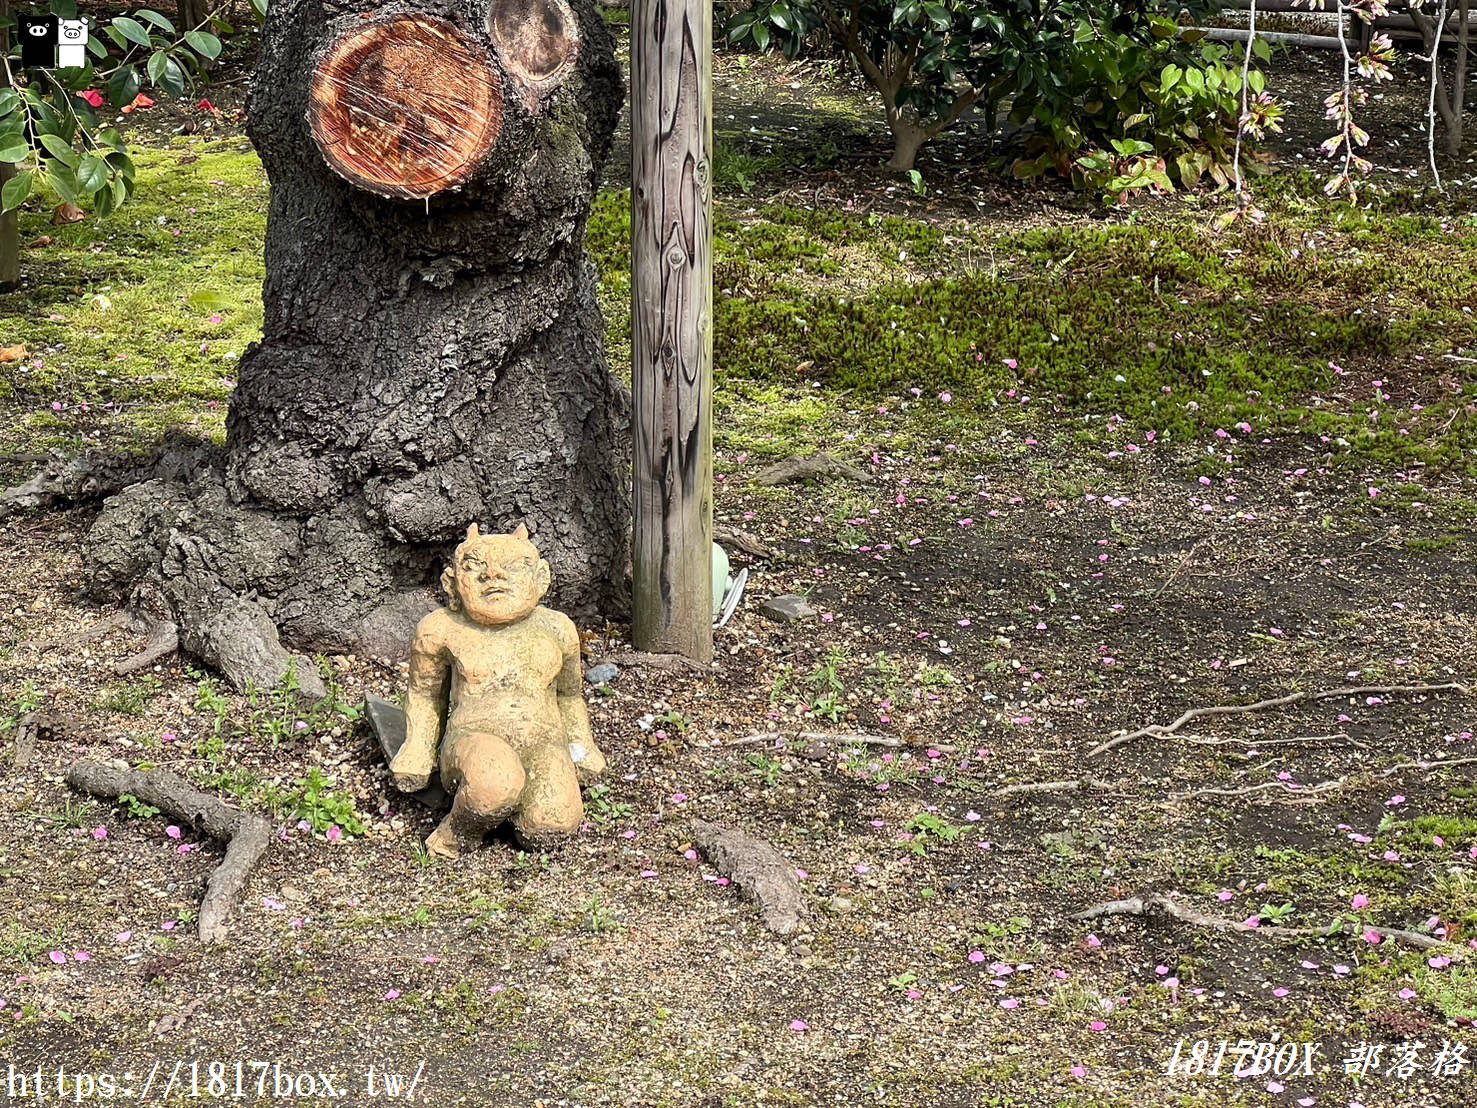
[111,16,154,49]
[77,153,108,193]
[159,56,187,98]
[86,36,107,59]
[1252,35,1271,62]
[38,133,80,168]
[188,289,233,311]
[924,2,950,29]
[184,31,222,60]
[147,49,170,85]
[108,64,142,107]
[0,90,18,119]
[1248,69,1266,95]
[751,22,770,50]
[0,144,30,164]
[137,9,176,33]
[250,0,268,20]
[46,164,81,205]
[110,176,128,208]
[97,127,127,151]
[3,171,35,213]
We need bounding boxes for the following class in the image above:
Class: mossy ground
[1,46,1476,1108]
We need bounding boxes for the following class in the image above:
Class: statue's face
[454,535,548,626]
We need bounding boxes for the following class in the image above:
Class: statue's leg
[512,743,583,849]
[568,737,606,784]
[427,731,526,859]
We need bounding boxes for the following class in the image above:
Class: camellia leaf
[108,65,142,107]
[38,133,80,168]
[0,143,30,164]
[111,16,154,49]
[250,0,268,20]
[77,153,108,194]
[184,30,223,60]
[751,22,770,50]
[137,9,176,33]
[160,56,188,99]
[147,49,170,85]
[46,164,81,206]
[2,170,35,212]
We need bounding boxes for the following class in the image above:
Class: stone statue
[389,523,606,856]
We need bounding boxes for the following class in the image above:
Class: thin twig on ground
[65,760,271,944]
[1170,777,1349,802]
[994,777,1124,797]
[1183,732,1361,748]
[1088,683,1471,759]
[1073,893,1445,951]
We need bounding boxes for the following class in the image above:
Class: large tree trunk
[80,0,629,686]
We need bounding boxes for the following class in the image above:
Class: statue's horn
[466,523,481,541]
[512,523,529,539]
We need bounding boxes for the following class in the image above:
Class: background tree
[0,0,227,289]
[72,0,630,693]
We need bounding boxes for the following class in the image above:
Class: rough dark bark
[65,0,630,684]
[691,818,803,935]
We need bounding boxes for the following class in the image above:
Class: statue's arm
[390,619,449,790]
[554,615,604,780]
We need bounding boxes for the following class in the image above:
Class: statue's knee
[455,742,526,817]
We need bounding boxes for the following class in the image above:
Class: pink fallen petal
[788,1019,808,1032]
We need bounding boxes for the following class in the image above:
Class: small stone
[586,662,620,685]
[760,595,817,623]
[826,896,854,915]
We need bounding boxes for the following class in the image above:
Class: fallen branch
[1381,755,1477,776]
[65,761,271,944]
[1170,777,1349,801]
[994,777,1124,797]
[1073,893,1445,951]
[753,451,871,487]
[1183,732,1362,749]
[691,819,803,935]
[1089,683,1471,759]
[114,619,179,676]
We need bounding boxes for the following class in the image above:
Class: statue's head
[441,523,551,627]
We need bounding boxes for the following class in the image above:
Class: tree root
[752,451,871,486]
[10,713,38,770]
[691,819,803,936]
[114,620,179,676]
[1073,892,1446,951]
[1088,682,1472,758]
[0,434,217,521]
[65,760,272,944]
[714,524,773,559]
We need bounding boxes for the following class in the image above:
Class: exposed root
[691,819,804,935]
[0,435,216,520]
[10,713,38,770]
[1381,755,1477,776]
[752,451,871,487]
[66,760,272,944]
[1073,892,1446,951]
[714,524,773,559]
[114,620,180,676]
[1088,682,1472,758]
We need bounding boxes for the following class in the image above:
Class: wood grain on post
[308,14,502,200]
[630,0,713,662]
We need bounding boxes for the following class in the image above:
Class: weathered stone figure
[390,523,606,855]
[11,0,631,692]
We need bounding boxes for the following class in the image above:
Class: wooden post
[630,0,713,662]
